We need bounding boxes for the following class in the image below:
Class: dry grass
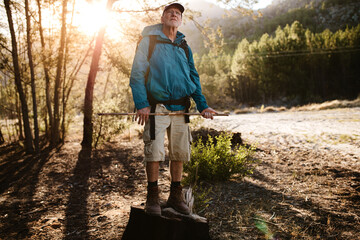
[260,106,287,113]
[234,108,254,114]
[291,97,360,111]
[205,143,360,239]
[232,98,359,115]
[234,105,288,114]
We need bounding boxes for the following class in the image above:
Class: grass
[291,97,360,111]
[231,97,360,115]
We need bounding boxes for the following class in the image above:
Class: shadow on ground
[0,143,54,239]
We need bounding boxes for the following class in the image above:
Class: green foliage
[227,22,360,105]
[92,71,133,148]
[92,101,129,148]
[196,21,360,107]
[184,132,256,183]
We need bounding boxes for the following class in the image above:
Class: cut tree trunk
[122,207,211,240]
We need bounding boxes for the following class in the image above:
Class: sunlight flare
[73,0,110,36]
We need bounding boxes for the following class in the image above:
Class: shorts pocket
[188,126,193,143]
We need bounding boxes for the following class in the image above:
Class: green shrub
[92,114,129,148]
[184,132,257,183]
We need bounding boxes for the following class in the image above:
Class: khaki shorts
[143,104,192,163]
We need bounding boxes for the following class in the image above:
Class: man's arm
[130,37,151,111]
[187,46,217,119]
[130,37,151,124]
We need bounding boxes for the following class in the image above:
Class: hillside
[181,0,360,54]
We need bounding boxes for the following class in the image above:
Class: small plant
[184,184,212,215]
[93,114,128,148]
[184,132,257,183]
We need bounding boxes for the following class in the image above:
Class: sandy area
[202,107,360,162]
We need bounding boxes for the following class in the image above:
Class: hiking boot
[145,186,161,216]
[167,185,190,215]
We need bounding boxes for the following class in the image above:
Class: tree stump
[121,207,211,240]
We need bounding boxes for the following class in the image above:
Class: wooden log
[121,207,211,240]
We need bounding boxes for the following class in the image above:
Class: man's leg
[146,161,160,182]
[145,161,161,215]
[143,105,170,216]
[166,115,191,215]
[170,160,183,182]
[167,160,190,214]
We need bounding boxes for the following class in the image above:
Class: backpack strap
[154,39,189,61]
[179,39,189,60]
[138,35,189,62]
[148,35,157,61]
[144,35,158,87]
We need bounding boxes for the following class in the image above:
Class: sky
[252,0,273,9]
[201,0,273,9]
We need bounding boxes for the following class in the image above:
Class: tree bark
[61,0,76,142]
[15,93,24,140]
[52,0,68,146]
[4,0,34,153]
[36,0,52,139]
[81,0,113,150]
[0,127,4,145]
[25,0,39,151]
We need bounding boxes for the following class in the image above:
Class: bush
[92,114,129,148]
[184,132,257,184]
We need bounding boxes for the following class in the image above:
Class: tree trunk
[4,0,34,153]
[0,127,4,145]
[25,0,39,151]
[81,0,113,150]
[36,0,52,139]
[52,0,68,146]
[15,91,24,140]
[61,0,76,142]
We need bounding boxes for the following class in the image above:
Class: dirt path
[0,108,359,239]
[204,107,360,161]
[202,107,360,239]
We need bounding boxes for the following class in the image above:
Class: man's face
[161,7,182,28]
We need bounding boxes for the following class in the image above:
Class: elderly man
[129,3,216,216]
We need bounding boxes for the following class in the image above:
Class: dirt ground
[0,107,359,239]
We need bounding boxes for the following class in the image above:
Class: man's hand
[135,107,151,125]
[201,107,217,120]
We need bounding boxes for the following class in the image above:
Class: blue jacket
[129,24,208,112]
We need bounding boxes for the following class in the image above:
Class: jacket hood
[141,24,185,43]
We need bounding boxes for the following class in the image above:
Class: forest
[0,0,359,239]
[1,0,359,151]
[196,22,360,107]
[0,0,359,151]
